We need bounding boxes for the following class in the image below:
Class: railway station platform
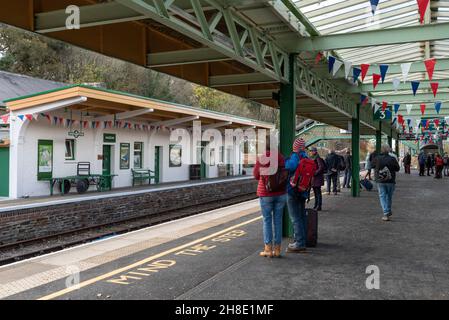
[1,172,448,300]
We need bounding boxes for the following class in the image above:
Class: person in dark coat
[343,150,352,188]
[310,147,325,211]
[325,149,339,195]
[418,151,426,176]
[426,154,433,176]
[373,144,400,221]
[402,153,411,174]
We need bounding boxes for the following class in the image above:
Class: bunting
[332,60,344,76]
[431,82,439,97]
[411,81,420,96]
[373,73,381,89]
[406,104,413,115]
[392,78,401,91]
[328,56,336,73]
[435,102,442,114]
[379,64,389,83]
[360,94,369,106]
[382,101,388,112]
[344,61,352,79]
[401,63,412,83]
[370,0,380,15]
[315,52,324,65]
[417,0,430,24]
[394,103,400,114]
[420,104,426,116]
[361,64,370,82]
[424,58,436,80]
[0,114,9,124]
[353,67,362,83]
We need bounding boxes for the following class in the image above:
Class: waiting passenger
[325,149,339,195]
[343,150,352,189]
[444,153,449,177]
[310,147,325,211]
[426,154,433,176]
[402,153,411,174]
[435,153,444,179]
[418,151,426,176]
[373,144,400,222]
[253,141,287,258]
[285,138,309,253]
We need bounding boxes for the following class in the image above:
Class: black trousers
[419,165,425,176]
[326,173,338,193]
[313,187,322,209]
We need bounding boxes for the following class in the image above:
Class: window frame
[133,142,144,169]
[65,139,76,161]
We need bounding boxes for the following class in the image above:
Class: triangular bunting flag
[392,78,401,91]
[417,0,430,24]
[361,64,370,82]
[353,67,361,83]
[420,104,426,116]
[373,73,381,89]
[431,82,439,97]
[370,0,380,15]
[398,115,404,125]
[360,94,369,106]
[406,104,413,115]
[332,59,343,76]
[411,81,420,96]
[401,63,412,83]
[394,103,400,114]
[434,119,440,128]
[315,52,324,65]
[374,104,381,114]
[382,101,388,112]
[435,101,442,114]
[344,61,352,79]
[424,58,436,80]
[328,56,336,73]
[0,115,9,124]
[18,115,25,121]
[379,64,389,83]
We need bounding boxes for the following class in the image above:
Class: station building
[0,72,273,199]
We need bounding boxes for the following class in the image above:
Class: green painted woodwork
[0,147,9,197]
[352,104,360,197]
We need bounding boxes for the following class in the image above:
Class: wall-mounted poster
[169,144,182,167]
[120,143,130,170]
[37,140,53,180]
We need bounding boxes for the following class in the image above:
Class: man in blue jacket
[285,138,308,253]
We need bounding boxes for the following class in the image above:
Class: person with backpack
[325,149,339,195]
[253,141,288,258]
[373,144,400,222]
[310,147,325,211]
[435,153,444,179]
[443,153,449,177]
[418,151,426,176]
[285,138,315,253]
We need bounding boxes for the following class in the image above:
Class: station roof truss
[2,0,449,137]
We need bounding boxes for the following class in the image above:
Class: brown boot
[259,244,273,258]
[273,245,282,258]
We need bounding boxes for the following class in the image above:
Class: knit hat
[293,138,305,152]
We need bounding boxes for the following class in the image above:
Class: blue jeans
[259,195,287,245]
[343,169,352,188]
[377,183,395,215]
[287,193,307,247]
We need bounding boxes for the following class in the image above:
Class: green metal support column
[376,122,382,154]
[395,139,400,156]
[351,104,360,197]
[280,54,297,237]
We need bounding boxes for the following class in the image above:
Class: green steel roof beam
[280,22,449,52]
[148,48,231,67]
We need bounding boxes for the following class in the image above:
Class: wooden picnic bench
[131,168,156,186]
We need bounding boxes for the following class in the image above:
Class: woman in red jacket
[435,153,444,179]
[253,145,287,258]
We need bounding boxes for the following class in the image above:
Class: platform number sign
[374,109,392,121]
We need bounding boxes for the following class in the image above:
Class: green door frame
[351,104,361,197]
[0,147,9,197]
[102,145,112,189]
[154,146,162,184]
[200,141,207,179]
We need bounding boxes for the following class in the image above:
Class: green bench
[131,169,156,186]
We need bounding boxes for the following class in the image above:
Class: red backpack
[290,158,317,193]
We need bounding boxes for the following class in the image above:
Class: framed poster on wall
[120,143,130,170]
[169,144,182,167]
[37,140,53,180]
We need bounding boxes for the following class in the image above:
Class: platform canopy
[1,0,449,137]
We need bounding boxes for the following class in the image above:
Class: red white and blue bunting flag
[431,82,439,97]
[315,52,324,65]
[328,56,336,73]
[332,59,343,76]
[417,0,430,24]
[424,58,436,80]
[411,81,420,96]
[372,73,381,89]
[382,101,388,111]
[353,67,362,83]
[420,104,426,115]
[435,101,442,114]
[406,104,413,114]
[344,61,352,79]
[392,78,401,91]
[361,64,370,82]
[379,64,389,83]
[360,94,369,106]
[401,63,412,83]
[394,103,400,114]
[0,114,9,124]
[370,0,380,15]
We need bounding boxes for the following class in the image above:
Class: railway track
[0,193,258,266]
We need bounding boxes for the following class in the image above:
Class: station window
[65,139,75,160]
[134,142,143,169]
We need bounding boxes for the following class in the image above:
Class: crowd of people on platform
[253,137,400,258]
[417,151,449,179]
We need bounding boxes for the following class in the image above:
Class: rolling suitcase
[360,178,373,191]
[306,208,318,247]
